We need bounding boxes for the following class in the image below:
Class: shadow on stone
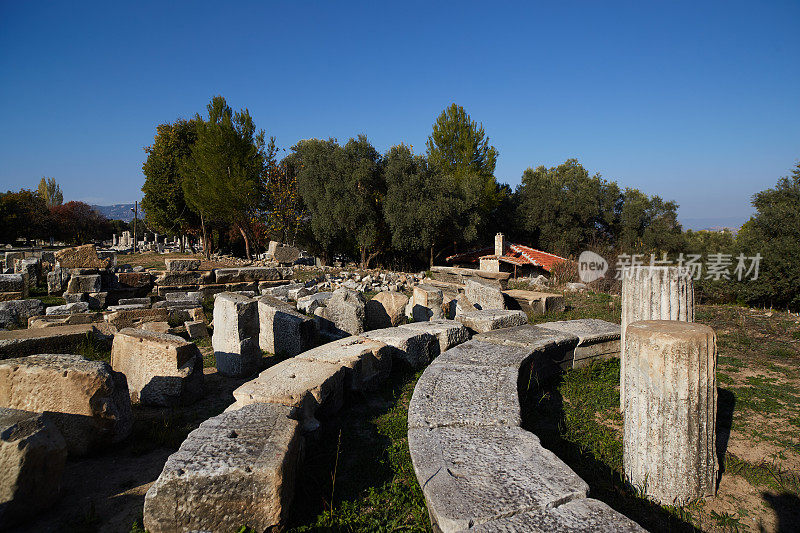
[519,365,701,533]
[285,368,414,528]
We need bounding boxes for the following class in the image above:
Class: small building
[446,233,568,278]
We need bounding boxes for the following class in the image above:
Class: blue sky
[1,1,798,228]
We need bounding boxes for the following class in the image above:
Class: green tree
[292,136,386,266]
[142,120,200,247]
[37,177,63,207]
[737,162,800,310]
[616,188,682,253]
[181,96,266,259]
[426,103,501,247]
[516,159,620,256]
[383,144,456,267]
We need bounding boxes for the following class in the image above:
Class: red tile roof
[446,243,568,272]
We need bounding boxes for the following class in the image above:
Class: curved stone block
[408,425,588,532]
[408,362,520,429]
[398,319,470,353]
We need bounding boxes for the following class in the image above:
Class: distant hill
[91,204,139,222]
[680,216,749,232]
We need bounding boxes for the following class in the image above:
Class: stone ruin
[0,244,719,531]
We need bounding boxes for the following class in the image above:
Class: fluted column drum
[623,320,717,505]
[621,266,694,408]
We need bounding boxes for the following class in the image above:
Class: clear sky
[1,1,798,228]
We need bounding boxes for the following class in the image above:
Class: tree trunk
[430,245,434,269]
[366,249,380,269]
[239,225,251,260]
[360,246,367,269]
[200,213,210,260]
[179,234,185,254]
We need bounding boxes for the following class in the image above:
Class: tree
[37,177,63,207]
[50,201,111,244]
[616,188,682,253]
[0,189,52,243]
[426,103,502,248]
[292,136,386,266]
[516,159,620,256]
[142,119,200,247]
[263,147,307,245]
[737,162,800,310]
[181,96,267,259]
[383,144,456,267]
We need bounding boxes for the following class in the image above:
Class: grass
[288,368,430,532]
[75,333,112,362]
[524,358,702,531]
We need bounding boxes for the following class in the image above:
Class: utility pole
[130,201,138,254]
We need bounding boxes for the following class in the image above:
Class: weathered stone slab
[320,288,365,336]
[143,403,302,533]
[365,291,409,329]
[273,245,300,264]
[54,244,110,269]
[411,284,444,321]
[0,274,27,299]
[257,295,317,357]
[456,309,527,333]
[164,258,201,271]
[45,301,90,316]
[65,274,101,294]
[263,282,305,300]
[624,320,716,505]
[118,297,151,306]
[140,321,171,334]
[408,362,520,429]
[538,319,620,367]
[0,324,112,357]
[502,289,565,315]
[0,408,67,527]
[0,299,43,329]
[466,498,646,532]
[465,278,506,310]
[111,328,203,406]
[296,336,392,391]
[0,354,132,455]
[297,292,332,314]
[229,358,346,431]
[362,327,438,369]
[155,270,209,286]
[434,339,535,369]
[47,267,69,295]
[212,293,260,377]
[408,425,588,532]
[105,308,168,329]
[115,271,152,289]
[165,290,202,303]
[475,324,580,371]
[398,319,470,353]
[184,320,208,339]
[215,267,281,284]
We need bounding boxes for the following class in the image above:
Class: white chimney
[495,233,506,256]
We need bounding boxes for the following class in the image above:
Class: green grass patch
[75,333,111,362]
[524,359,701,532]
[289,369,430,532]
